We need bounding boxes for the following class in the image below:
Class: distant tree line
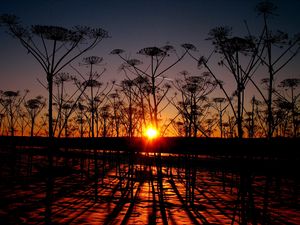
[1,0,299,139]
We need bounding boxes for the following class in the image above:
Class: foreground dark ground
[0,137,299,224]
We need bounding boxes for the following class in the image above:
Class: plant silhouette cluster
[0,1,299,138]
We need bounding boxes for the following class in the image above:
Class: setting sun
[145,127,158,139]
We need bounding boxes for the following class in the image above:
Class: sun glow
[145,127,158,139]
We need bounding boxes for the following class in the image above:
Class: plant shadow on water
[0,142,299,225]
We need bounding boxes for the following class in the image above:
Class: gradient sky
[1,0,300,100]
